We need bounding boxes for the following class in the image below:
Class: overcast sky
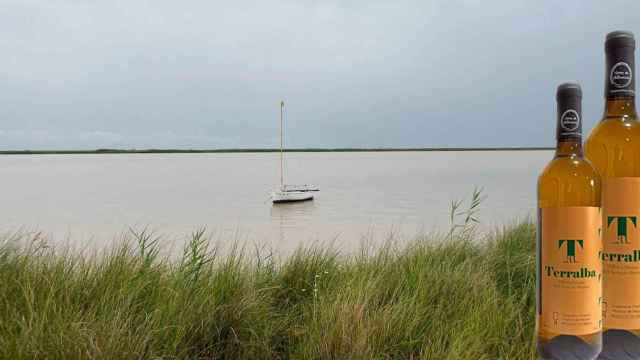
[2,1,639,150]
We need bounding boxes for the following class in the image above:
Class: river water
[0,151,549,254]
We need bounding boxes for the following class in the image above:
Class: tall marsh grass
[0,193,536,359]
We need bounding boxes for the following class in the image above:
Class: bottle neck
[555,138,583,157]
[555,92,582,155]
[604,97,638,119]
[605,44,635,100]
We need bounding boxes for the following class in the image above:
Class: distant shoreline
[0,147,553,155]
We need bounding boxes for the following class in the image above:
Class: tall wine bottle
[585,31,640,359]
[538,83,602,360]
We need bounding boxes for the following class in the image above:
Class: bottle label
[610,62,633,89]
[539,207,602,335]
[559,108,581,139]
[602,178,640,329]
[556,86,582,142]
[606,46,635,98]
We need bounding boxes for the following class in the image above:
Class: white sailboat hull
[271,190,314,203]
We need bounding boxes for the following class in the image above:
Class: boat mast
[280,100,284,190]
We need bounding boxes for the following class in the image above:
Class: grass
[0,196,536,359]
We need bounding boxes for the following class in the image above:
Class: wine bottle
[585,31,640,359]
[538,83,602,360]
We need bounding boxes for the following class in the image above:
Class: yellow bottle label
[602,178,640,329]
[540,207,602,335]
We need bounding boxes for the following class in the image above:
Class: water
[0,151,550,254]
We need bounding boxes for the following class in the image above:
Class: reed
[0,196,536,359]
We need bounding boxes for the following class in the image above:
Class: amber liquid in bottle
[537,83,602,360]
[585,31,640,360]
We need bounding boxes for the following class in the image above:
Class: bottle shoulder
[538,156,600,183]
[538,155,601,207]
[585,118,640,178]
[586,117,640,146]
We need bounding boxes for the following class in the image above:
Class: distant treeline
[0,147,553,155]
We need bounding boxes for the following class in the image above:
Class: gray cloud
[1,0,639,149]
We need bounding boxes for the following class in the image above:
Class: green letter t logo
[607,216,637,244]
[558,239,584,263]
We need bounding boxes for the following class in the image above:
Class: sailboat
[271,100,319,204]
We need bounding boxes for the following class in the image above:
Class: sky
[2,0,640,150]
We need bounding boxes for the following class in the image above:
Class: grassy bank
[0,219,536,359]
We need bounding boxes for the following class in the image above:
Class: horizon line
[0,147,554,155]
